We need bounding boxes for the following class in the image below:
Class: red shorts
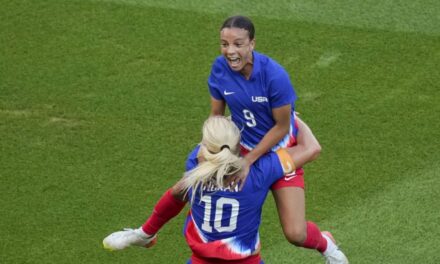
[189,254,262,264]
[270,168,304,190]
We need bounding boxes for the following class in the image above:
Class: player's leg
[103,187,185,251]
[271,178,348,263]
[272,187,304,245]
[270,116,348,262]
[271,187,326,250]
[142,188,187,235]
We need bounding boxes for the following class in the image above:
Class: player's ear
[249,38,255,50]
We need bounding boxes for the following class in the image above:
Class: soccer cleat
[321,231,349,264]
[103,228,157,251]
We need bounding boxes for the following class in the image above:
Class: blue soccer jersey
[183,145,284,262]
[208,51,298,151]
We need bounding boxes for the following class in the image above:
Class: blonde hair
[182,116,242,202]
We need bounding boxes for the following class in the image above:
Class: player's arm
[245,67,297,165]
[276,116,321,173]
[290,116,321,165]
[210,96,226,116]
[244,104,291,165]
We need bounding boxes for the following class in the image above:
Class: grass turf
[1,0,439,263]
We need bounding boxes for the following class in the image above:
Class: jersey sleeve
[185,145,201,171]
[208,62,224,101]
[268,68,297,109]
[255,152,285,187]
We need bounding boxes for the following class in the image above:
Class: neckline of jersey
[224,51,261,82]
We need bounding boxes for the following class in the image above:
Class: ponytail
[181,116,242,202]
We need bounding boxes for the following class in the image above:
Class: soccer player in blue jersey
[103,116,348,263]
[208,16,348,263]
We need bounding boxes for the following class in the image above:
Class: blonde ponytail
[182,116,242,202]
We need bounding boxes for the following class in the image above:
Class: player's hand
[103,228,157,251]
[225,158,250,191]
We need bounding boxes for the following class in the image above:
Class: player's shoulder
[211,56,228,71]
[251,152,281,174]
[185,145,201,171]
[255,51,288,77]
[247,152,283,189]
[255,51,282,69]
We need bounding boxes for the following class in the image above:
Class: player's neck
[240,63,253,80]
[240,52,254,80]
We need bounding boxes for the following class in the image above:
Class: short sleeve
[268,68,297,109]
[253,152,284,188]
[266,152,285,185]
[185,145,201,172]
[208,65,223,101]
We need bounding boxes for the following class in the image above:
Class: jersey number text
[243,109,257,127]
[200,196,239,233]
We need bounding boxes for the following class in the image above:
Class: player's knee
[283,225,307,245]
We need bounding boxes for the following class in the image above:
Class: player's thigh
[271,187,306,233]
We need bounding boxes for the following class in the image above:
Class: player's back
[184,149,284,262]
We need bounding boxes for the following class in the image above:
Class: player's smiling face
[220,27,255,77]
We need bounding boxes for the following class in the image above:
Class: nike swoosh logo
[224,91,235,95]
[284,175,297,181]
[284,172,297,181]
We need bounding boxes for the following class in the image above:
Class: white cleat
[103,228,157,251]
[322,231,349,264]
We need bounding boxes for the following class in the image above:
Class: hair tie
[220,145,230,151]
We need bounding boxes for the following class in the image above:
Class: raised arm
[285,116,321,169]
[210,97,226,116]
[244,104,291,165]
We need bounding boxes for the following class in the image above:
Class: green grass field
[1,0,439,263]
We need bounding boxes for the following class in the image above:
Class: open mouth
[228,57,241,68]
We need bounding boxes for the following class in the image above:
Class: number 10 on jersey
[200,196,240,233]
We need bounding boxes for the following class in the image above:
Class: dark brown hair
[221,15,255,40]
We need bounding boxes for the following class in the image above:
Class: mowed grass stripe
[1,2,209,263]
[260,162,440,263]
[333,164,440,263]
[92,0,440,36]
